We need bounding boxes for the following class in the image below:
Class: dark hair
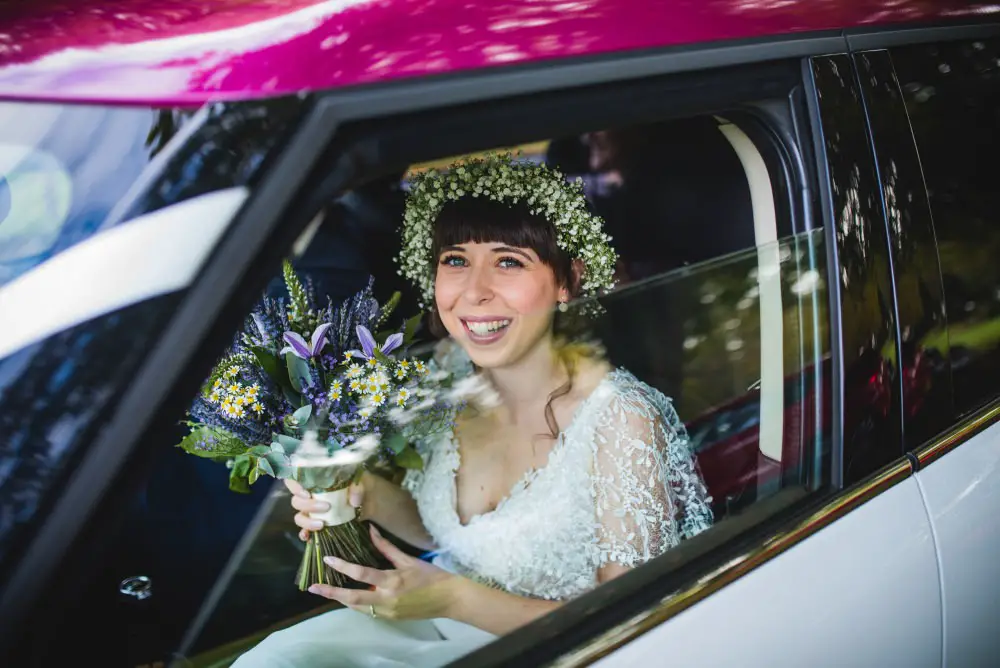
[428,195,581,439]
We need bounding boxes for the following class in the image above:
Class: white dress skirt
[230,571,497,668]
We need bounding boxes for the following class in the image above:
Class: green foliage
[177,425,249,460]
[392,446,424,470]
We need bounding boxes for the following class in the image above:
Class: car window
[0,99,305,584]
[139,111,833,668]
[892,37,1000,416]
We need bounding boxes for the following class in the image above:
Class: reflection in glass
[893,38,1000,415]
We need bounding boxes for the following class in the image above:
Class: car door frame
[4,21,980,666]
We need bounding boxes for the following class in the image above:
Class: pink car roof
[0,0,995,106]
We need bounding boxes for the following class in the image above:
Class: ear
[560,259,585,302]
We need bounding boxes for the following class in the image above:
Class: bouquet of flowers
[176,261,465,590]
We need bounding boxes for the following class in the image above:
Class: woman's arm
[448,577,563,636]
[361,471,436,551]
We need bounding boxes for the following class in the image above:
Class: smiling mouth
[461,318,511,343]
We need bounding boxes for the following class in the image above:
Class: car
[1,2,999,667]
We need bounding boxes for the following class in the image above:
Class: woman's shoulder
[588,367,685,436]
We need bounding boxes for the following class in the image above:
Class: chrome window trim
[915,399,1000,468]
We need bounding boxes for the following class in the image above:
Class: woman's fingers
[291,495,330,513]
[307,584,378,607]
[294,512,325,531]
[369,525,411,568]
[284,478,309,499]
[298,528,310,542]
[324,556,390,588]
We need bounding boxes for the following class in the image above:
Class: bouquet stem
[296,487,385,591]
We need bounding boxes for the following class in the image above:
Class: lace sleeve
[591,382,713,568]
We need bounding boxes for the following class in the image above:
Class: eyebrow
[492,246,534,261]
[438,245,535,261]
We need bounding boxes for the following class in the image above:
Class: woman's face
[434,241,568,369]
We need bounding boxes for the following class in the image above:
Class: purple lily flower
[281,323,333,359]
[348,325,403,360]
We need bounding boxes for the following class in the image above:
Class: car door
[861,32,1000,668]
[510,51,943,668]
[0,34,943,668]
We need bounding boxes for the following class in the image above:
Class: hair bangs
[432,197,564,270]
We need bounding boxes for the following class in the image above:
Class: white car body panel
[916,423,1000,668]
[595,477,941,668]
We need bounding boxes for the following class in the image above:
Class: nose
[462,262,494,304]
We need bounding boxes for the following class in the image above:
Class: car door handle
[119,575,153,600]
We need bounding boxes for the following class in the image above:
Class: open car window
[135,111,834,667]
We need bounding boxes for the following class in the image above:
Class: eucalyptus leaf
[229,455,253,494]
[393,446,424,470]
[248,466,260,485]
[274,434,302,453]
[249,444,272,457]
[257,457,275,478]
[382,432,408,455]
[265,452,295,479]
[292,405,313,425]
[285,353,312,393]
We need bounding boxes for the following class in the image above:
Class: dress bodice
[402,368,713,601]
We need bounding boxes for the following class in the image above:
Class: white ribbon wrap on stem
[310,488,357,527]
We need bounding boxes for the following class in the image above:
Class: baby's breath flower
[398,153,618,308]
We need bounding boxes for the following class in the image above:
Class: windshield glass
[0,103,196,288]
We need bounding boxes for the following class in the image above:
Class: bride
[232,156,713,667]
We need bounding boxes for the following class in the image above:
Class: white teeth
[466,319,510,336]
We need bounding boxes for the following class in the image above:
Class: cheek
[499,273,560,315]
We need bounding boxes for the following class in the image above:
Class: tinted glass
[892,38,1000,415]
[144,118,832,668]
[811,55,903,483]
[853,50,953,449]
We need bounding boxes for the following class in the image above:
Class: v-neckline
[447,369,615,528]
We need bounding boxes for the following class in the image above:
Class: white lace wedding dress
[232,368,712,668]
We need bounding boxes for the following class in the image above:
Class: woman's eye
[497,256,525,269]
[440,255,466,267]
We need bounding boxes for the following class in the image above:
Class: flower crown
[397,153,618,309]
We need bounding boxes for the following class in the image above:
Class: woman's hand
[308,525,459,621]
[285,476,372,542]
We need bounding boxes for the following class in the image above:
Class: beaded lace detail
[402,369,713,601]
